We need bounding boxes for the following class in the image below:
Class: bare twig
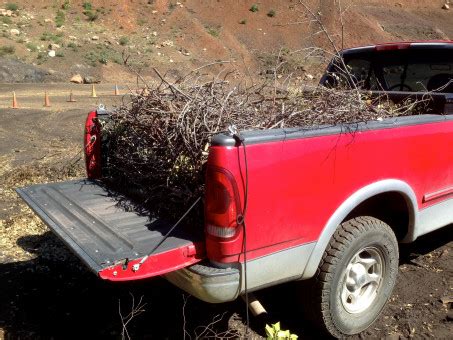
[119,293,147,340]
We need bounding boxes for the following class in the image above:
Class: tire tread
[306,216,398,338]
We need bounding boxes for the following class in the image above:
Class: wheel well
[344,192,410,240]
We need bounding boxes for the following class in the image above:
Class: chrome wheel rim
[341,247,384,314]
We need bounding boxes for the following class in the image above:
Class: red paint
[345,41,453,52]
[99,242,205,281]
[375,43,411,51]
[84,111,102,178]
[206,120,453,263]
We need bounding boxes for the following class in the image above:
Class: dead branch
[119,293,147,340]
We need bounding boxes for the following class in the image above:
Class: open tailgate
[16,179,205,281]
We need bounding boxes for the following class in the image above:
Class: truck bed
[16,179,202,274]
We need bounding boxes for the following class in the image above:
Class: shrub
[267,9,276,17]
[82,2,92,11]
[67,41,77,50]
[206,26,220,38]
[0,45,15,56]
[37,52,48,64]
[250,4,259,12]
[56,51,65,57]
[1,17,12,25]
[5,3,19,11]
[61,0,70,10]
[119,36,129,46]
[26,42,38,52]
[40,32,63,43]
[55,10,65,27]
[84,47,120,66]
[98,51,108,64]
[84,10,98,21]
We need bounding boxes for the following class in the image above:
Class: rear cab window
[322,46,453,93]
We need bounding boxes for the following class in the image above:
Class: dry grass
[0,153,84,263]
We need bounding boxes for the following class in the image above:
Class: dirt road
[0,105,451,339]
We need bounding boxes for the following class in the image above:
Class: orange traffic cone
[114,84,120,96]
[67,90,76,102]
[12,91,18,109]
[44,92,51,107]
[91,84,97,98]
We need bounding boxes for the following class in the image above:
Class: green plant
[40,32,63,43]
[265,322,298,340]
[267,9,276,17]
[56,51,65,57]
[84,10,98,21]
[119,36,129,46]
[17,38,25,43]
[137,18,146,26]
[1,17,13,25]
[99,51,108,64]
[67,41,77,50]
[55,10,65,27]
[82,2,92,11]
[37,51,48,64]
[250,4,259,12]
[206,26,221,38]
[5,3,19,11]
[26,42,38,52]
[0,45,15,57]
[84,47,120,66]
[62,0,70,10]
[239,19,247,25]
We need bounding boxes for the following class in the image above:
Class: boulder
[83,76,100,84]
[48,50,56,57]
[70,74,84,84]
[10,28,20,35]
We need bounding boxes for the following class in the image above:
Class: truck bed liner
[16,179,200,273]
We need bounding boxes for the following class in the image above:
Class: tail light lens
[84,111,101,179]
[205,166,241,239]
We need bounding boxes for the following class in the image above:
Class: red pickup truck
[17,42,453,337]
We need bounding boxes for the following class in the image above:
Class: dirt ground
[0,92,452,339]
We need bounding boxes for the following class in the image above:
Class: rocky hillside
[0,0,452,83]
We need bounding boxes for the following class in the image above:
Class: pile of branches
[101,79,421,222]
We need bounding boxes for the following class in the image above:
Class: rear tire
[306,216,399,337]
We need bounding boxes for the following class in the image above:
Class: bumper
[164,262,241,303]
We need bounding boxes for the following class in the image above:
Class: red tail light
[205,166,241,239]
[84,111,102,179]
